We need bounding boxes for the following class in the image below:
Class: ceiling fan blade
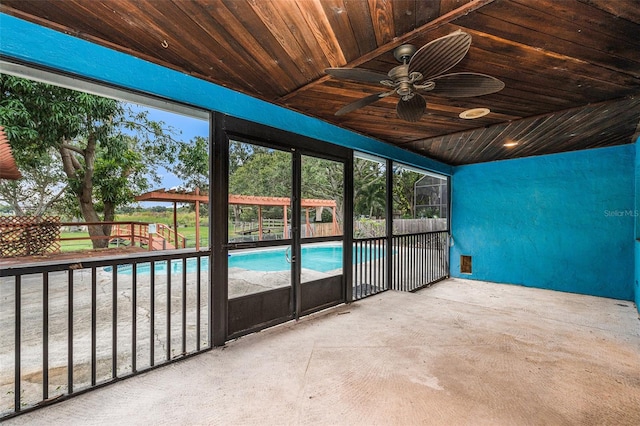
[427,72,505,97]
[335,91,394,116]
[396,94,426,122]
[325,67,389,84]
[408,31,472,80]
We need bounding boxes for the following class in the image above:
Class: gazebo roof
[136,189,336,208]
[229,195,336,208]
[0,126,22,180]
[135,188,207,203]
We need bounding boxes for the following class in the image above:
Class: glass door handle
[223,242,257,250]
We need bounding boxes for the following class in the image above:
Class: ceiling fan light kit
[326,30,505,122]
[459,108,491,119]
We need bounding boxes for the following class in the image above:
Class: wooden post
[258,205,263,241]
[195,187,201,251]
[305,208,311,237]
[332,206,338,235]
[173,201,178,249]
[130,223,135,247]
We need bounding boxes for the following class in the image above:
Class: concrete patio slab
[4,278,640,425]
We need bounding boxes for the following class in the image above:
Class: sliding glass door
[216,116,351,339]
[226,140,294,336]
[297,154,345,315]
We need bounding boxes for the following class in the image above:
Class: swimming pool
[106,244,387,275]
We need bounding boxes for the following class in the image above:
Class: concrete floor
[5,278,640,425]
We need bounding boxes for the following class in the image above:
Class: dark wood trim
[386,158,394,292]
[219,114,351,161]
[212,112,229,347]
[343,152,354,303]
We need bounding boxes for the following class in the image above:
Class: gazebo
[228,194,339,239]
[135,188,339,249]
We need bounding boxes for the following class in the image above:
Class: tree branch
[60,142,85,156]
[60,146,78,179]
[37,184,68,216]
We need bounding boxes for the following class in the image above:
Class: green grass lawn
[59,223,210,252]
[170,226,209,248]
[59,231,95,252]
[55,210,280,252]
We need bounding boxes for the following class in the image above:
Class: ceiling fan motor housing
[388,64,415,97]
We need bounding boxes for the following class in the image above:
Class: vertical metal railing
[352,237,388,300]
[352,231,449,299]
[3,231,447,419]
[0,250,211,420]
[391,231,449,292]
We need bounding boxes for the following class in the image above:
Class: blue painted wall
[635,243,640,312]
[450,145,635,301]
[635,137,640,313]
[0,13,450,176]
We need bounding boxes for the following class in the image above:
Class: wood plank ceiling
[2,0,639,166]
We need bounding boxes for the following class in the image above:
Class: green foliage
[301,155,344,204]
[229,141,253,175]
[353,157,386,218]
[174,135,209,191]
[0,75,107,167]
[0,74,182,246]
[0,148,67,215]
[354,217,386,238]
[229,142,292,197]
[393,168,423,218]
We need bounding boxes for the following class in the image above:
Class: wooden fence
[0,216,61,257]
[392,218,448,234]
[230,218,446,240]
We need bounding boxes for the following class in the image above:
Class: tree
[0,149,67,216]
[229,144,291,197]
[301,156,344,222]
[228,147,389,225]
[174,135,209,191]
[0,74,180,248]
[227,142,291,223]
[393,168,423,218]
[229,140,253,175]
[353,157,386,218]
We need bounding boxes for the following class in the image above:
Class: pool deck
[0,246,149,268]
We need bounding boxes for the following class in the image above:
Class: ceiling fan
[325,30,505,122]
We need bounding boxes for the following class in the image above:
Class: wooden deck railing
[59,221,187,251]
[154,223,187,249]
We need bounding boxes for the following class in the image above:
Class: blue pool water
[106,245,386,275]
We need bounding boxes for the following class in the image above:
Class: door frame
[211,113,353,345]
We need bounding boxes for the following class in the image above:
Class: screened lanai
[0,57,452,420]
[1,0,639,422]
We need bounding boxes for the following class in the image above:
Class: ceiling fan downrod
[393,44,417,63]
